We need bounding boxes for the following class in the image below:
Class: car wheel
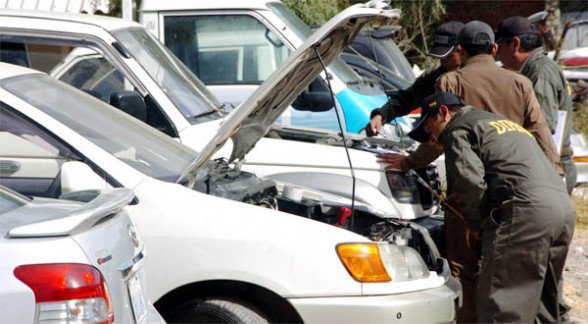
[166,297,269,324]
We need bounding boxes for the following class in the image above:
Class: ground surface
[566,188,588,323]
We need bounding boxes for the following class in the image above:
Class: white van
[140,0,404,134]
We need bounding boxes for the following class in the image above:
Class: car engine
[193,158,444,271]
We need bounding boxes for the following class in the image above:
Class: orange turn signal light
[573,156,588,163]
[336,243,391,282]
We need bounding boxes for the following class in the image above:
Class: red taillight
[14,263,113,323]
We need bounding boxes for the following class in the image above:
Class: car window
[0,34,178,137]
[0,187,28,215]
[0,103,80,198]
[57,55,127,102]
[0,37,134,103]
[163,14,290,85]
[113,28,221,119]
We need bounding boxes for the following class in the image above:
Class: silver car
[572,129,588,185]
[0,186,163,323]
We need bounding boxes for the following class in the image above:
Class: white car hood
[180,2,400,178]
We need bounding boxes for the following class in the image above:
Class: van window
[164,15,290,85]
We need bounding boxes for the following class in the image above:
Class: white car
[0,6,460,322]
[0,5,444,228]
[0,186,163,323]
[572,130,588,185]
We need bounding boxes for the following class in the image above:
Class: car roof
[141,0,281,12]
[0,62,42,80]
[0,9,141,31]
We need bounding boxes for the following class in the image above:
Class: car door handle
[0,160,21,173]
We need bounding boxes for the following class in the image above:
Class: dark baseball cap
[429,21,464,58]
[495,16,541,42]
[458,20,495,46]
[408,92,465,142]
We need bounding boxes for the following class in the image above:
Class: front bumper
[289,276,461,323]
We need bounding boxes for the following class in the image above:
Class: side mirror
[110,91,147,122]
[292,78,334,112]
[61,161,109,194]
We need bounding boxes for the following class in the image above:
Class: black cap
[458,21,495,46]
[408,92,465,142]
[495,16,541,42]
[429,21,464,58]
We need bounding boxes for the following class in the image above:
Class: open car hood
[180,1,400,178]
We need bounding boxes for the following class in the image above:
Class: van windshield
[2,74,196,182]
[267,2,386,95]
[112,28,223,119]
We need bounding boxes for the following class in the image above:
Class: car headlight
[336,243,430,283]
[385,171,420,204]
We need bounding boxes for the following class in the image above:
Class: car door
[0,104,79,197]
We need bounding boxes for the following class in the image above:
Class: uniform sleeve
[532,77,559,133]
[520,79,564,175]
[401,142,443,171]
[443,129,488,231]
[435,72,458,94]
[376,66,446,123]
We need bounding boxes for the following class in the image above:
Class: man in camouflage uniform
[496,16,576,194]
[409,92,574,323]
[366,21,464,136]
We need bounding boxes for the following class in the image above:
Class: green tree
[390,0,446,69]
[108,0,142,19]
[283,0,339,25]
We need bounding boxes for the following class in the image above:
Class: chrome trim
[119,250,145,279]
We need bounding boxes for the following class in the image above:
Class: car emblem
[128,223,140,247]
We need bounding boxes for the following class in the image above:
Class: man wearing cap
[366,21,464,136]
[496,16,576,195]
[377,20,562,176]
[409,92,574,323]
[377,20,563,323]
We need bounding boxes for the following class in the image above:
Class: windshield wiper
[190,102,233,120]
[191,110,219,120]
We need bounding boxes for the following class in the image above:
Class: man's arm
[443,129,489,231]
[371,66,447,124]
[521,79,564,174]
[377,142,443,171]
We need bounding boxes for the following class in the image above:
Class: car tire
[166,297,269,324]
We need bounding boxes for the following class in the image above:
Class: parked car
[344,27,416,84]
[558,20,588,62]
[0,186,163,323]
[572,129,588,185]
[0,6,461,321]
[0,7,445,229]
[139,0,415,134]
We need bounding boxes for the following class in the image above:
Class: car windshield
[1,74,196,182]
[268,2,386,95]
[0,186,28,215]
[373,38,415,83]
[112,27,223,119]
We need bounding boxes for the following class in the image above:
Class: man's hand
[376,152,406,170]
[366,114,383,137]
